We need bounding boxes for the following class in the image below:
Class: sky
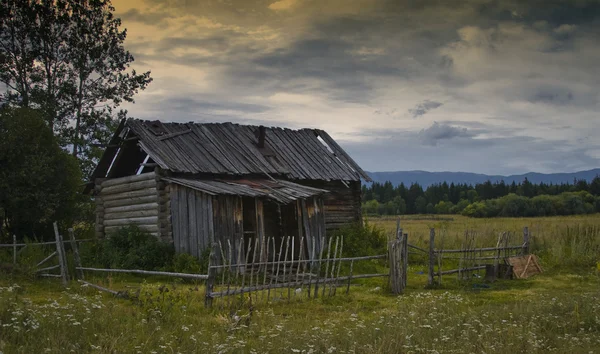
[113,0,600,175]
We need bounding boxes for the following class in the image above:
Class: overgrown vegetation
[1,215,599,353]
[329,221,387,257]
[80,226,174,271]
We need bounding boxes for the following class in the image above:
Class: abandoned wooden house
[87,119,371,260]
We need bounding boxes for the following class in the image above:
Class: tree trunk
[72,72,85,157]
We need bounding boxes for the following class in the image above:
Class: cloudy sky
[114,0,600,175]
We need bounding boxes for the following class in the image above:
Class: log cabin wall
[95,172,160,238]
[297,180,362,231]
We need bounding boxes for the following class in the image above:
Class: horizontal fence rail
[76,267,209,280]
[0,239,93,248]
[434,245,525,254]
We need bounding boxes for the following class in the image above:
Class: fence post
[403,233,408,289]
[69,228,84,280]
[13,235,17,265]
[428,228,435,286]
[522,227,530,255]
[53,222,68,286]
[205,242,217,308]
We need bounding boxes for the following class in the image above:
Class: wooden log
[402,233,408,290]
[53,222,68,286]
[95,196,105,239]
[428,228,435,286]
[321,236,333,298]
[523,226,530,255]
[313,237,325,298]
[437,265,486,276]
[104,225,159,234]
[104,209,159,221]
[39,274,62,278]
[37,251,57,267]
[0,239,93,248]
[205,243,218,308]
[69,229,84,280]
[104,202,159,214]
[77,267,209,279]
[103,216,159,227]
[100,172,156,188]
[102,190,158,203]
[13,235,16,265]
[100,180,157,196]
[78,280,129,299]
[36,264,60,273]
[346,260,354,295]
[435,245,523,254]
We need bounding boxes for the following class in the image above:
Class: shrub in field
[171,250,209,275]
[81,226,174,270]
[330,221,387,257]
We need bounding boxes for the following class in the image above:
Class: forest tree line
[362,177,600,217]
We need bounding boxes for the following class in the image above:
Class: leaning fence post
[427,228,435,286]
[523,227,530,255]
[13,235,17,265]
[69,228,84,280]
[205,242,217,308]
[53,222,68,286]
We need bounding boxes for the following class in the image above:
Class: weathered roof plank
[94,119,371,182]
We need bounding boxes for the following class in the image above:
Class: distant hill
[366,169,600,188]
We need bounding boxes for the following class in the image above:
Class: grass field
[1,215,600,353]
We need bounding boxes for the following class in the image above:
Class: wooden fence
[204,234,400,308]
[427,227,530,285]
[0,222,92,285]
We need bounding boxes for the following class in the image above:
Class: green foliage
[330,221,387,258]
[80,226,174,270]
[171,250,209,275]
[0,108,81,241]
[434,201,453,214]
[460,191,600,218]
[0,0,152,177]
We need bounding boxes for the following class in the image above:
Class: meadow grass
[1,215,600,353]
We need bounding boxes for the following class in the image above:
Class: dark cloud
[529,87,574,105]
[418,122,476,146]
[409,100,444,118]
[114,0,600,173]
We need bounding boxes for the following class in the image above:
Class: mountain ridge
[366,168,600,188]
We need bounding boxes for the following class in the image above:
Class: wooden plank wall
[212,195,244,264]
[170,184,214,257]
[299,180,362,231]
[299,197,326,261]
[96,172,160,238]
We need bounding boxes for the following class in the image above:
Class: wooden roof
[95,119,370,182]
[165,178,328,204]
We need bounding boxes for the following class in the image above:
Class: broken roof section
[164,177,328,204]
[101,119,370,182]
